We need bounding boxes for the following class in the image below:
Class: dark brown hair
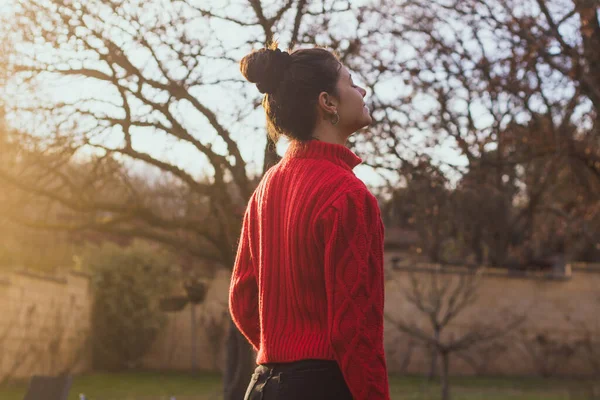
[240,43,342,143]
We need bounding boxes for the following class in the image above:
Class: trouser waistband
[259,358,338,372]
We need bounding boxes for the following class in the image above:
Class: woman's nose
[360,87,367,97]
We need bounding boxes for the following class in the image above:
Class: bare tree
[517,330,581,377]
[385,267,525,400]
[455,340,509,376]
[0,1,381,398]
[3,0,598,396]
[367,0,600,175]
[386,161,456,264]
[357,0,600,265]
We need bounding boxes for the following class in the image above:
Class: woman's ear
[317,91,338,117]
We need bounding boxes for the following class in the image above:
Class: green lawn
[388,375,598,400]
[0,371,597,400]
[0,371,222,400]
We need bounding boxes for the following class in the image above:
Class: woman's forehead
[338,66,351,80]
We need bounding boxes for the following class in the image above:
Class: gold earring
[330,111,339,125]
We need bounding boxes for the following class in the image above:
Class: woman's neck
[310,131,347,146]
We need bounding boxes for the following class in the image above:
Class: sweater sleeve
[321,189,390,400]
[229,203,260,351]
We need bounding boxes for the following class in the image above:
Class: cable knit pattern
[229,139,390,400]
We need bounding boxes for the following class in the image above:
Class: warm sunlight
[1,1,599,399]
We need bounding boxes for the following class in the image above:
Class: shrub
[86,240,178,370]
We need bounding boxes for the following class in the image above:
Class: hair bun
[240,47,292,94]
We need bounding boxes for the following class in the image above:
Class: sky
[0,0,467,196]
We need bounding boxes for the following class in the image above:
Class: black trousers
[243,359,353,400]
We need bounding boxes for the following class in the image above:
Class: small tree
[386,266,525,400]
[455,340,509,376]
[88,240,177,370]
[518,330,579,377]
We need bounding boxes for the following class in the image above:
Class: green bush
[86,240,179,370]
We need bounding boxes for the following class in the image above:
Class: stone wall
[145,259,600,377]
[383,259,600,376]
[1,260,598,379]
[0,268,92,381]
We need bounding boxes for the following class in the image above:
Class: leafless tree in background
[385,268,525,400]
[1,0,599,397]
[361,0,600,266]
[0,1,380,398]
[517,330,580,377]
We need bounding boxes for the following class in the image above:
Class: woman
[229,43,390,400]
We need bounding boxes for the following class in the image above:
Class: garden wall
[0,268,92,381]
[140,268,231,373]
[1,260,598,379]
[383,258,600,376]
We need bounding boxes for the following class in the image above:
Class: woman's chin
[354,121,371,132]
[363,107,372,124]
[351,114,373,131]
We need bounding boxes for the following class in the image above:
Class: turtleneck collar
[282,138,363,171]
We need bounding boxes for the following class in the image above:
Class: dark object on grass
[23,374,72,400]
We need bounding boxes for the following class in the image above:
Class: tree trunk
[190,303,197,371]
[428,331,440,380]
[472,226,484,265]
[575,0,600,108]
[223,317,256,400]
[440,351,451,400]
[222,133,276,400]
[428,346,438,381]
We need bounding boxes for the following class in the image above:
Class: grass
[0,371,597,400]
[388,375,599,400]
[0,371,223,400]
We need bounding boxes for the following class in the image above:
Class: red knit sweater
[229,139,390,400]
